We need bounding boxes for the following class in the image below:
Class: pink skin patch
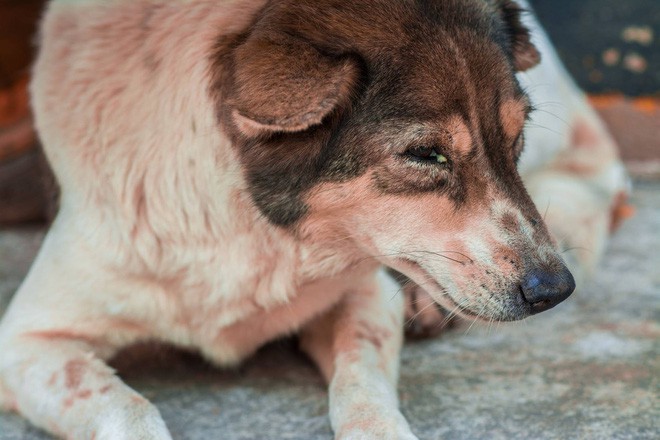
[99,385,112,395]
[77,389,92,400]
[353,320,393,350]
[47,372,58,387]
[571,118,602,149]
[64,359,86,390]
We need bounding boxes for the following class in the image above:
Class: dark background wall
[529,0,659,96]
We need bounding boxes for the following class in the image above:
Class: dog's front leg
[0,228,172,439]
[0,338,172,440]
[300,271,417,440]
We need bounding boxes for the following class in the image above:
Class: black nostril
[520,267,576,314]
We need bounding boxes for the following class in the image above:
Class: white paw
[338,426,419,440]
[335,410,418,440]
[96,401,172,440]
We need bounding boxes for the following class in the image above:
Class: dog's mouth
[390,258,479,318]
[389,257,531,322]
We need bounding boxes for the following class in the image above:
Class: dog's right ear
[496,0,541,71]
[227,36,360,137]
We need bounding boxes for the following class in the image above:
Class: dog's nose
[520,266,575,314]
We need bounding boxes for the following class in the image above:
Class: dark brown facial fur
[211,0,541,226]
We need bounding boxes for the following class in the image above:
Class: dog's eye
[405,146,449,164]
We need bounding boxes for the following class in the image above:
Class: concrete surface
[0,181,659,440]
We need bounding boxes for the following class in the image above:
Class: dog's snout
[520,266,575,314]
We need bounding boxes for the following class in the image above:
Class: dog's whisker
[463,301,489,336]
[524,122,563,136]
[561,246,593,254]
[406,250,474,265]
[529,108,571,128]
[531,100,567,110]
[360,250,468,265]
[404,301,438,328]
[543,200,551,222]
[439,299,469,327]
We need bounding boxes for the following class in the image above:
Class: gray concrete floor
[0,182,658,440]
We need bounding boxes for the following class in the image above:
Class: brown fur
[211,0,542,226]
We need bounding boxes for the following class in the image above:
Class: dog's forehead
[348,40,529,160]
[317,4,529,134]
[255,0,528,131]
[261,0,505,53]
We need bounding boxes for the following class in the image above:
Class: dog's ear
[496,0,541,71]
[228,36,360,137]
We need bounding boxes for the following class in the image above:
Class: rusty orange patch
[610,191,636,233]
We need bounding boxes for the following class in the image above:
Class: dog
[0,0,629,438]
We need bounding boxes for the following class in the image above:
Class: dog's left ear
[496,0,541,71]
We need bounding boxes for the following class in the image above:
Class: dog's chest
[138,226,354,365]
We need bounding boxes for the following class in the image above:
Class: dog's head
[214,0,574,321]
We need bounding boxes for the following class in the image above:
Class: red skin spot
[355,329,384,349]
[61,389,93,412]
[354,321,393,350]
[76,389,92,400]
[99,385,112,394]
[64,359,87,390]
[571,119,601,149]
[62,389,93,412]
[131,395,147,405]
[47,372,58,387]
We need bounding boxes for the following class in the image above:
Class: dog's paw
[403,282,457,339]
[336,413,419,440]
[338,429,419,440]
[95,401,172,440]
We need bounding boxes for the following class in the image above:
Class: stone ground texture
[0,181,659,439]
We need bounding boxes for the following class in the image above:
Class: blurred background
[0,0,658,225]
[530,0,659,177]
